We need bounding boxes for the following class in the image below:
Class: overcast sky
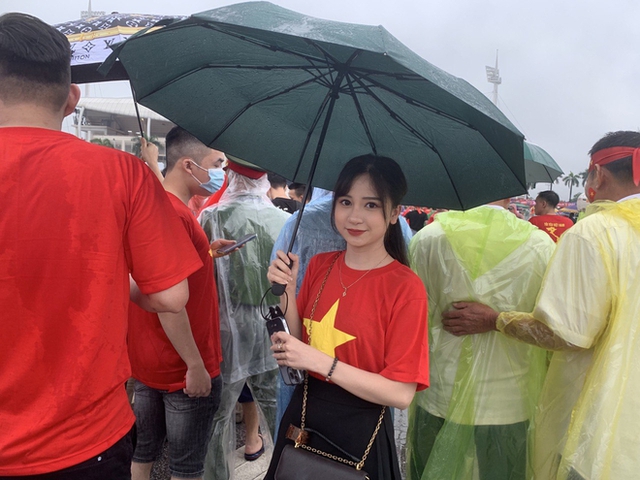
[3,0,639,201]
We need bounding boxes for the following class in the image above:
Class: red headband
[589,146,640,186]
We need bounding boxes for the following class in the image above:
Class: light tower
[81,0,105,20]
[485,50,501,106]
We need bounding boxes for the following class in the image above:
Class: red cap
[226,159,266,179]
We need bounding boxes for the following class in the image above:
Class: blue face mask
[190,162,225,194]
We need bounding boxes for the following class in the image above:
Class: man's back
[529,213,574,242]
[529,201,640,479]
[0,127,201,475]
[199,194,289,383]
[409,206,555,423]
[406,205,555,480]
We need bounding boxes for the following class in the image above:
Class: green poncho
[407,206,555,480]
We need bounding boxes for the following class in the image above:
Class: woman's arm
[267,250,303,339]
[270,331,417,409]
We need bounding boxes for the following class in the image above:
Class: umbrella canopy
[55,13,184,83]
[523,141,563,184]
[101,1,526,209]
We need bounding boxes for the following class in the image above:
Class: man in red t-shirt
[0,14,203,479]
[529,190,574,242]
[129,127,231,480]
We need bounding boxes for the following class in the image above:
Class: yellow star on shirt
[303,299,356,356]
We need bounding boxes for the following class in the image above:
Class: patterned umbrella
[54,13,184,83]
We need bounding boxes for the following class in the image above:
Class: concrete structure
[71,97,174,165]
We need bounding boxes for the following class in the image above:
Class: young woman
[264,155,429,480]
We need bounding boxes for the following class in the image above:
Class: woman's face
[334,174,398,252]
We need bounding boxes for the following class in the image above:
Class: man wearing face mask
[128,126,233,480]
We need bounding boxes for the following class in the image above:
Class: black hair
[537,190,560,208]
[289,182,312,202]
[165,126,210,171]
[268,173,288,189]
[588,131,640,185]
[0,13,71,110]
[331,154,409,266]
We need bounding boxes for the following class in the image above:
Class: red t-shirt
[529,214,574,242]
[128,193,222,389]
[297,251,429,391]
[0,127,202,475]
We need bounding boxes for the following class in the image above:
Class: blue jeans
[132,377,222,479]
[275,374,295,438]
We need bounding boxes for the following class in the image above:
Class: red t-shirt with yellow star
[529,214,574,242]
[298,251,429,390]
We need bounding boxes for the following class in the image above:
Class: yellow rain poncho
[497,198,640,480]
[406,206,555,480]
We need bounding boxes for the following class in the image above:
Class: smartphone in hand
[216,233,257,255]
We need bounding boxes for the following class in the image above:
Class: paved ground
[233,446,271,480]
[150,415,270,480]
[150,445,270,480]
[149,407,409,480]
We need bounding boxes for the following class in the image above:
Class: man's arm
[130,277,189,313]
[497,311,582,351]
[140,137,164,183]
[157,308,212,397]
[441,301,581,351]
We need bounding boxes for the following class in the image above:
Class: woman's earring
[588,188,596,202]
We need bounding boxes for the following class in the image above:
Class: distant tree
[131,136,161,157]
[571,191,583,202]
[563,172,580,202]
[579,169,590,186]
[90,138,115,148]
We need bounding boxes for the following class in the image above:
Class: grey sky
[3,0,639,201]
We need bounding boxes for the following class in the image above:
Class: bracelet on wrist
[325,357,339,382]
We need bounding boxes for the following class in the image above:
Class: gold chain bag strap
[274,253,386,480]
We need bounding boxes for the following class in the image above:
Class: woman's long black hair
[331,154,409,266]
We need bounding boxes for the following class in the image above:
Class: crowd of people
[2,11,640,480]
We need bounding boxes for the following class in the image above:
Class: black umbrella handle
[270,182,315,297]
[270,256,294,296]
[271,283,286,296]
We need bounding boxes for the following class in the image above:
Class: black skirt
[264,376,401,480]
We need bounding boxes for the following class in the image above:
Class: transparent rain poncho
[496,199,640,480]
[199,170,290,384]
[198,170,290,480]
[406,206,555,480]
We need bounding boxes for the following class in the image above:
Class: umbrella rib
[198,22,331,66]
[350,73,437,151]
[291,49,362,181]
[208,71,336,145]
[350,73,466,208]
[345,74,377,154]
[305,40,342,70]
[137,64,333,106]
[291,86,334,181]
[352,71,474,129]
[183,64,330,71]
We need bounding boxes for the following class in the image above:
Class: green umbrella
[524,141,563,184]
[101,1,526,209]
